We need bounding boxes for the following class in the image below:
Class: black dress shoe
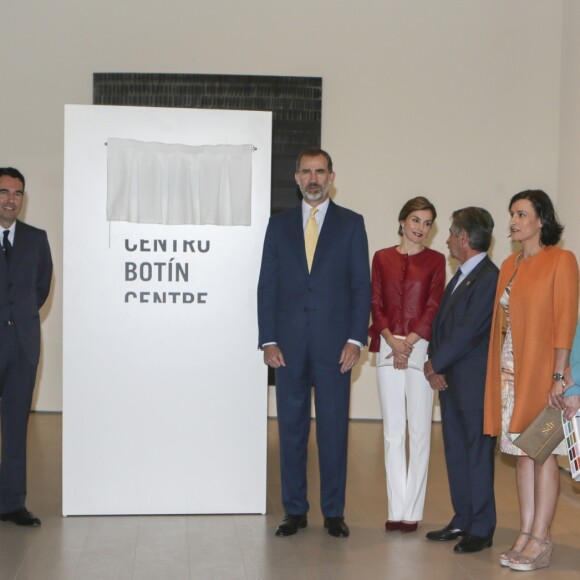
[453,534,493,553]
[426,524,464,541]
[324,516,350,538]
[0,508,41,527]
[274,514,307,536]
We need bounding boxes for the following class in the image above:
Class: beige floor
[0,414,579,580]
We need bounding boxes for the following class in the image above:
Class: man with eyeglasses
[0,167,52,527]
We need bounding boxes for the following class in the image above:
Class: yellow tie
[305,207,319,272]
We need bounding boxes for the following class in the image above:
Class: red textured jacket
[369,246,445,352]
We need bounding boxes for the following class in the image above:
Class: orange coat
[483,246,579,435]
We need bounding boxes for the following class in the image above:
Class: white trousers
[377,363,434,521]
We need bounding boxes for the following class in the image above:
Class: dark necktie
[2,230,11,262]
[450,267,463,294]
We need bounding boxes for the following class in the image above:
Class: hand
[561,365,579,420]
[387,337,413,359]
[339,342,361,374]
[548,380,565,411]
[428,373,447,392]
[393,353,408,370]
[563,395,580,421]
[423,360,435,381]
[263,345,286,368]
[564,366,574,388]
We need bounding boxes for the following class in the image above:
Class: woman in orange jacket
[483,190,579,571]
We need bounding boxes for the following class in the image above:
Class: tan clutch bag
[514,406,564,464]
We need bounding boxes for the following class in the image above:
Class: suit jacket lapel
[437,269,460,314]
[439,256,490,319]
[310,200,337,273]
[0,242,7,279]
[10,221,27,274]
[3,220,25,274]
[286,204,309,272]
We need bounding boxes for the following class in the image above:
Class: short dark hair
[451,207,494,252]
[295,148,333,173]
[397,196,437,236]
[509,189,563,246]
[0,167,25,189]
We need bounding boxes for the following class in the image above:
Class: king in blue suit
[0,168,52,527]
[424,207,498,554]
[258,148,370,538]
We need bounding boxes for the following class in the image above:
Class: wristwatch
[553,372,567,387]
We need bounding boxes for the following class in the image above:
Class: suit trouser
[377,364,433,521]
[275,343,350,517]
[0,325,38,513]
[440,392,497,538]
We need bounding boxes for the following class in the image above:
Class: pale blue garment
[564,318,580,397]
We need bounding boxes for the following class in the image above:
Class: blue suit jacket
[258,200,370,364]
[0,220,52,365]
[430,255,498,411]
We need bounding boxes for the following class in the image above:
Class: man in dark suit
[0,167,52,527]
[258,148,370,538]
[424,207,498,553]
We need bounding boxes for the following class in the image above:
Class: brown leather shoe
[400,521,418,533]
[385,520,401,532]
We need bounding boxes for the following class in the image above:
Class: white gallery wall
[558,0,580,258]
[1,1,579,419]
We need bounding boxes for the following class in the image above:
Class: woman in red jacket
[369,197,445,533]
